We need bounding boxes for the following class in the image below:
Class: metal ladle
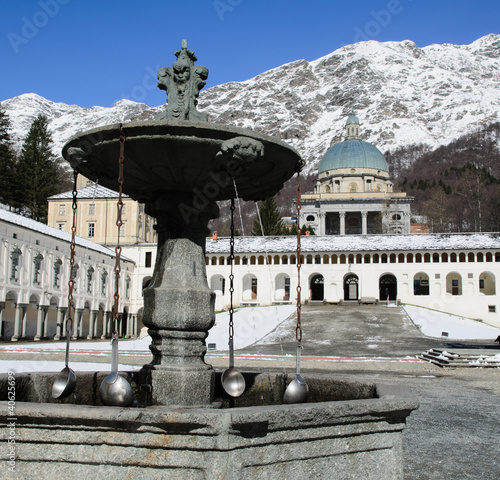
[283,344,309,404]
[221,195,245,398]
[222,334,246,397]
[52,327,76,399]
[99,334,134,407]
[283,169,308,404]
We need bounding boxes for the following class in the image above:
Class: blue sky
[1,0,499,108]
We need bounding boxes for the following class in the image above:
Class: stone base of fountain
[1,371,417,479]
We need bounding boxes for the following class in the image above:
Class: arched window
[275,274,291,301]
[274,255,280,265]
[310,274,324,301]
[373,254,379,264]
[210,275,226,296]
[414,273,429,296]
[344,274,359,301]
[477,253,484,262]
[242,274,258,300]
[459,253,466,262]
[415,253,422,263]
[450,253,457,262]
[364,254,371,264]
[407,253,413,263]
[446,273,462,296]
[306,215,315,222]
[380,274,397,301]
[331,255,338,264]
[33,252,43,285]
[323,254,330,264]
[442,253,448,263]
[468,252,475,262]
[258,256,265,265]
[424,253,431,263]
[479,272,496,295]
[398,253,405,263]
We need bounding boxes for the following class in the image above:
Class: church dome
[318,139,389,173]
[346,113,360,125]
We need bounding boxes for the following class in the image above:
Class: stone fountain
[0,42,418,479]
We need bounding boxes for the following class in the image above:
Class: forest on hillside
[386,122,500,232]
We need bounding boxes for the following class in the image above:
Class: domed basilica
[299,112,413,235]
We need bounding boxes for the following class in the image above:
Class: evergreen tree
[17,114,61,222]
[252,196,285,236]
[0,105,18,208]
[301,224,315,235]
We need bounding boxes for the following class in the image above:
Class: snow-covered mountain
[2,34,499,174]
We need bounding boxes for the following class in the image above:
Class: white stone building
[205,235,500,328]
[0,208,137,341]
[2,207,500,340]
[299,113,413,235]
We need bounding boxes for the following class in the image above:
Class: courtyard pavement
[2,304,500,480]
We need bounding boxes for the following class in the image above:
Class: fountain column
[141,192,219,406]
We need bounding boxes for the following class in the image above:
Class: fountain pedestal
[141,193,219,405]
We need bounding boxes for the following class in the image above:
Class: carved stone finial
[156,41,209,122]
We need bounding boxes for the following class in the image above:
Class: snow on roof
[48,184,128,200]
[206,233,500,254]
[0,208,125,259]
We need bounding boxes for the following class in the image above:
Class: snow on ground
[2,304,500,374]
[0,305,296,373]
[404,305,500,339]
[208,305,296,350]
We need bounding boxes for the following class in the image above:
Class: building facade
[205,235,500,328]
[47,184,157,246]
[299,113,413,235]
[0,209,138,341]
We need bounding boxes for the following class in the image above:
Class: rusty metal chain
[229,197,235,341]
[67,170,78,336]
[296,171,302,343]
[112,125,125,335]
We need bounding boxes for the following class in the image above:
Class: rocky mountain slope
[2,34,499,175]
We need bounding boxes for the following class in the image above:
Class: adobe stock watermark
[7,0,71,54]
[6,370,16,473]
[213,0,243,21]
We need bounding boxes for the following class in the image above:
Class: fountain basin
[1,371,417,479]
[62,120,303,203]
